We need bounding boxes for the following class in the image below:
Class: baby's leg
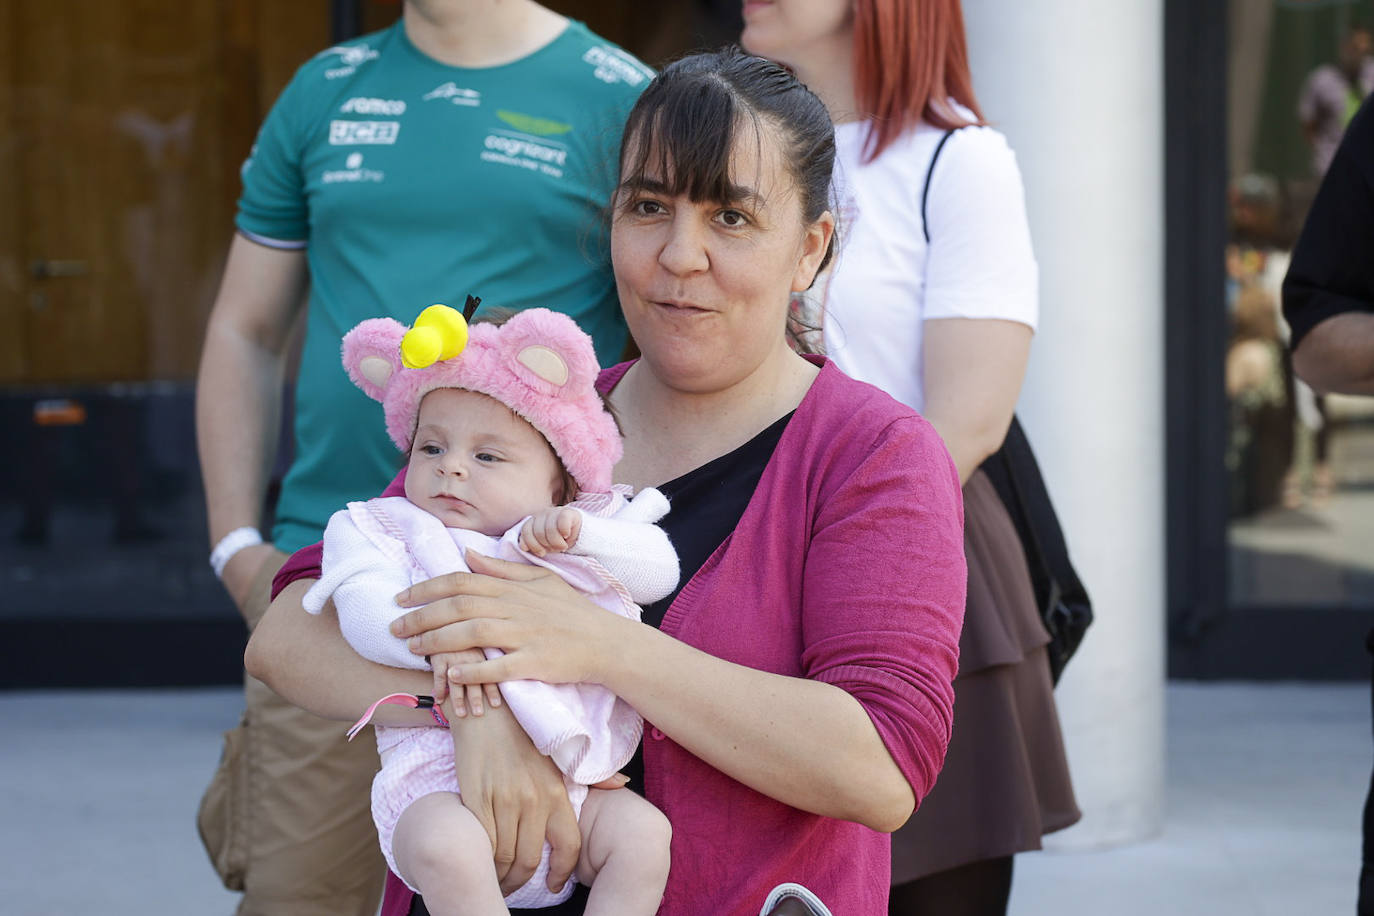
[392,791,509,916]
[576,787,672,916]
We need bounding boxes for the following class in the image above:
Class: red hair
[853,0,985,161]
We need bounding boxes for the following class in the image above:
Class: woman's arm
[246,580,434,720]
[607,618,920,832]
[398,422,964,833]
[245,579,584,893]
[919,128,1037,483]
[921,316,1033,483]
[1284,85,1374,393]
[1292,311,1374,395]
[400,562,914,831]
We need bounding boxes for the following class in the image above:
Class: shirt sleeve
[923,127,1039,329]
[235,67,313,247]
[800,415,967,806]
[272,542,323,598]
[1283,94,1374,349]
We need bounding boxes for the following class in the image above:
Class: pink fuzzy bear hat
[341,303,621,496]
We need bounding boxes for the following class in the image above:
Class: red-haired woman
[743,2,1081,914]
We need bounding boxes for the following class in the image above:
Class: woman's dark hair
[616,46,837,280]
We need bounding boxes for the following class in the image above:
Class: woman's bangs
[621,75,742,204]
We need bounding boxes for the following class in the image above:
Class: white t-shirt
[814,118,1039,411]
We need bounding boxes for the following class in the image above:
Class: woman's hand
[451,706,631,893]
[429,648,502,717]
[391,550,618,688]
[448,701,593,894]
[400,556,628,892]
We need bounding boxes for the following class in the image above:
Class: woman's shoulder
[804,358,906,410]
[784,363,961,504]
[940,117,1017,151]
[840,114,1023,190]
[837,119,944,173]
[799,361,946,453]
[597,360,633,393]
[928,121,1025,192]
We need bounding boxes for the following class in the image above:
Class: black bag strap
[993,418,1062,611]
[983,417,1092,621]
[921,128,1063,602]
[920,126,1092,682]
[921,130,958,244]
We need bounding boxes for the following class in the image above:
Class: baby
[303,304,678,915]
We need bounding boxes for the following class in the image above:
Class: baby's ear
[342,318,407,402]
[499,308,600,396]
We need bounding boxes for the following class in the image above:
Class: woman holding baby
[247,47,966,916]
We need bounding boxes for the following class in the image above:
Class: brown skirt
[890,470,1081,883]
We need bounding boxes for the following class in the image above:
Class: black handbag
[924,131,1093,683]
[978,417,1093,683]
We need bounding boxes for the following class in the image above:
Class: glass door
[1167,0,1373,679]
[0,0,332,687]
[1225,0,1374,610]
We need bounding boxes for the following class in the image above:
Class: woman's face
[610,120,834,395]
[740,0,854,66]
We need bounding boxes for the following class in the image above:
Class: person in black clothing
[1282,92,1374,916]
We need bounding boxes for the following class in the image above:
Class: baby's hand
[518,507,582,557]
[429,649,501,718]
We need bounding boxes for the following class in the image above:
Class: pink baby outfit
[304,486,676,907]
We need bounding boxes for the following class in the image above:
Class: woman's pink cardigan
[632,358,965,915]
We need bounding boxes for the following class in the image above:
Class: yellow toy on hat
[400,303,470,369]
[342,295,622,496]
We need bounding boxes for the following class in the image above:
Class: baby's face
[404,389,563,536]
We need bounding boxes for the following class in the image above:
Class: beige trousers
[197,549,386,916]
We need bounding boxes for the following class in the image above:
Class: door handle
[30,259,90,279]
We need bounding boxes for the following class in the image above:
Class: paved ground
[0,681,1366,915]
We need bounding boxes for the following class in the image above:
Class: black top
[1283,92,1374,348]
[417,412,794,916]
[638,410,796,629]
[618,411,793,795]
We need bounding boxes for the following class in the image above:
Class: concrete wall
[963,0,1167,848]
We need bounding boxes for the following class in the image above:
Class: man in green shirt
[195,3,649,912]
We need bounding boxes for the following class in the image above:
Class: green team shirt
[236,20,651,552]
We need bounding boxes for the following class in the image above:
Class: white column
[962,1,1167,848]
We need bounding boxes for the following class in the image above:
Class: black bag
[978,418,1093,683]
[923,131,1093,683]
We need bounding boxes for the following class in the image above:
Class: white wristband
[210,526,264,578]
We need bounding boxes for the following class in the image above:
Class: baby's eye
[474,452,501,463]
[418,444,442,457]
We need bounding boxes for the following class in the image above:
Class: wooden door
[0,0,328,385]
